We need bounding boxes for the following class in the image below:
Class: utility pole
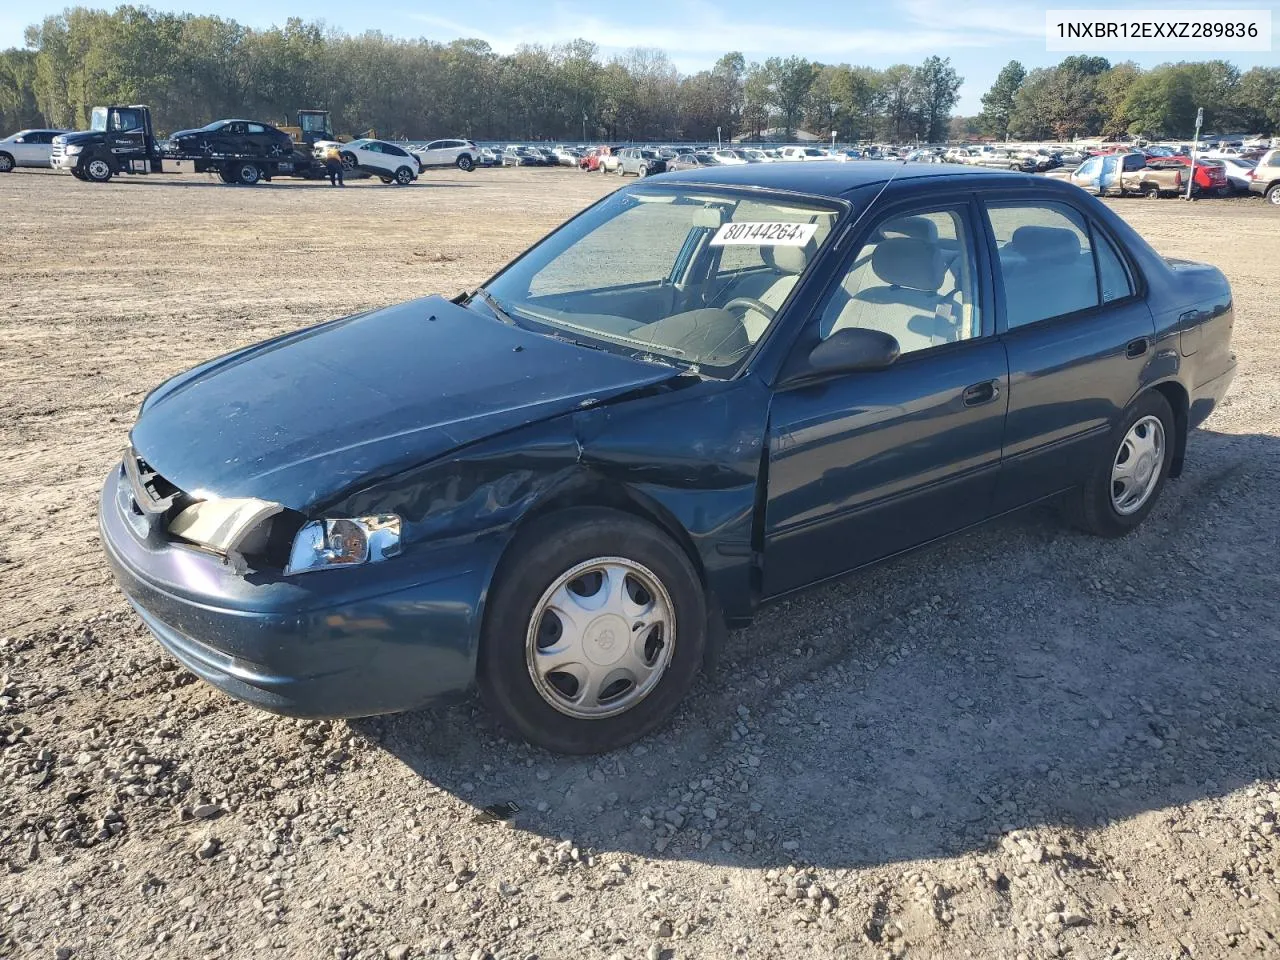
[1186,107,1203,201]
[831,129,837,151]
[582,113,587,143]
[717,126,722,149]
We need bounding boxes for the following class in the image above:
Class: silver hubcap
[88,160,109,179]
[526,557,674,719]
[0,156,11,171]
[1111,415,1165,515]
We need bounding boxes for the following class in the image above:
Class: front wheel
[0,152,13,173]
[478,508,707,754]
[1065,391,1174,537]
[380,176,392,184]
[394,165,414,185]
[83,157,114,183]
[1267,184,1280,205]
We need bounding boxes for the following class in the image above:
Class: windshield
[479,186,843,375]
[90,107,108,132]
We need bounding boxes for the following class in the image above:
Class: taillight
[1174,171,1183,187]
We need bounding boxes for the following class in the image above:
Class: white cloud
[407,0,1040,63]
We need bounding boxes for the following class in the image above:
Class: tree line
[974,56,1280,142]
[1,7,1276,144]
[0,6,961,142]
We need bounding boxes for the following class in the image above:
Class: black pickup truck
[51,104,321,184]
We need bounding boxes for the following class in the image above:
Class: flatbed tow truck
[51,105,346,184]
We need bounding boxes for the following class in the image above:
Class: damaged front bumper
[99,462,503,718]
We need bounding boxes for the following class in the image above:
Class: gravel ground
[2,167,1279,960]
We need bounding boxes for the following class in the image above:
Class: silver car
[617,147,667,177]
[0,129,68,172]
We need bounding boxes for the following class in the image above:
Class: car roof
[656,160,1028,197]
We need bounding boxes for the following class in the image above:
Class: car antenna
[844,159,907,237]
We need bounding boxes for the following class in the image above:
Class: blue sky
[2,0,1276,113]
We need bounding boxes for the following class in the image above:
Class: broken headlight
[285,515,402,576]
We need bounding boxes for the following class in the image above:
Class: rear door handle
[962,379,1001,407]
[1126,337,1150,358]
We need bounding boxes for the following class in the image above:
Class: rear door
[980,194,1154,512]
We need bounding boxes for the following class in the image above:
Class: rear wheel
[1066,391,1174,537]
[478,508,707,754]
[231,161,261,185]
[84,157,113,183]
[380,176,392,184]
[456,154,474,171]
[1143,184,1160,199]
[0,152,13,172]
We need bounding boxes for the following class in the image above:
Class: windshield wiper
[470,287,517,326]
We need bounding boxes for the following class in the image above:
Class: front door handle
[962,379,1001,407]
[1126,337,1150,358]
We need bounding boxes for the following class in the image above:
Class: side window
[1077,156,1102,178]
[819,207,982,355]
[247,123,265,134]
[425,141,442,150]
[1122,154,1144,171]
[1094,227,1134,303]
[986,201,1097,328]
[385,144,406,157]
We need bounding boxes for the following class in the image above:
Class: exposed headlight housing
[64,145,83,155]
[285,515,402,576]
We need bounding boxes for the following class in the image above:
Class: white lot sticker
[711,221,818,246]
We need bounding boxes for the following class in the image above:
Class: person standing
[324,146,345,187]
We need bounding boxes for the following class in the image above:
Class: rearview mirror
[800,327,900,378]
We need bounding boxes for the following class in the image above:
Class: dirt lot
[2,166,1279,960]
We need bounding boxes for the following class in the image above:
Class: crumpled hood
[130,295,682,511]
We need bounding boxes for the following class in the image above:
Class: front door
[762,200,1009,597]
[108,107,147,162]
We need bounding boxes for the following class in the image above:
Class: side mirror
[794,327,900,380]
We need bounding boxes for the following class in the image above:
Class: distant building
[733,128,822,144]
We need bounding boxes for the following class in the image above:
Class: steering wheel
[724,297,776,322]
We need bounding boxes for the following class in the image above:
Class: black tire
[478,507,707,754]
[1266,183,1280,205]
[456,154,474,172]
[380,176,392,184]
[232,161,261,185]
[394,165,414,185]
[71,168,87,181]
[339,151,357,171]
[1065,391,1175,538]
[83,156,114,183]
[0,152,13,173]
[1142,184,1160,199]
[637,164,648,178]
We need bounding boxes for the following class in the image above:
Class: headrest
[760,244,808,275]
[879,215,939,243]
[871,237,944,292]
[1010,225,1081,264]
